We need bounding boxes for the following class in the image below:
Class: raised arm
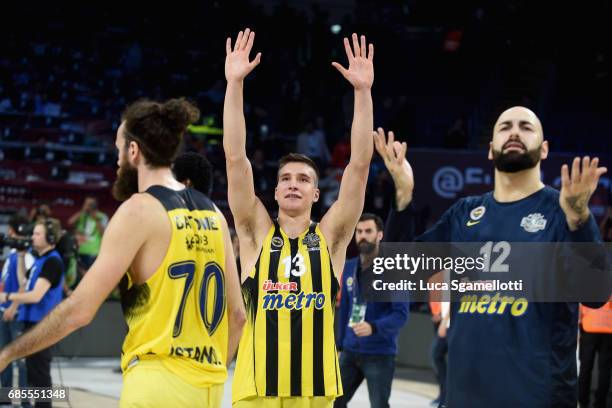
[373,128,414,211]
[321,33,374,253]
[223,28,270,235]
[374,128,416,242]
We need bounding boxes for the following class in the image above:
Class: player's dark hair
[121,98,200,167]
[173,152,214,196]
[277,153,320,185]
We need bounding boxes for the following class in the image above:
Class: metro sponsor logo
[457,292,528,317]
[261,280,325,311]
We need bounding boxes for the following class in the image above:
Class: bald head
[494,106,543,139]
[489,106,549,172]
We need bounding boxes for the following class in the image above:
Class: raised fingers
[561,164,570,190]
[351,33,360,58]
[226,37,232,55]
[581,156,591,183]
[360,35,366,58]
[343,37,354,60]
[373,129,385,153]
[240,28,251,50]
[245,30,255,53]
[571,157,580,185]
[233,31,244,52]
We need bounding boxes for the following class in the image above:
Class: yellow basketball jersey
[233,221,342,402]
[120,186,228,388]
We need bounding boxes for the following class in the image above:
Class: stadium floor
[38,357,438,407]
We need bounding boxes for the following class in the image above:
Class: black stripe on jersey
[265,221,283,396]
[289,237,302,396]
[330,263,340,394]
[307,223,325,395]
[242,253,261,324]
[331,264,340,308]
[244,252,261,394]
[145,185,215,212]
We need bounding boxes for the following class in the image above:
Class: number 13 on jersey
[282,253,307,278]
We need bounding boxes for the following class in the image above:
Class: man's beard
[112,162,139,201]
[492,144,542,173]
[357,240,377,255]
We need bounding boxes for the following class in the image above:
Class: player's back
[119,186,229,388]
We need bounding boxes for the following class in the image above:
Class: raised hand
[225,28,261,83]
[332,33,374,90]
[374,128,414,210]
[560,156,607,230]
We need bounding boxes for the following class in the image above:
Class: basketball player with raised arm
[223,29,374,408]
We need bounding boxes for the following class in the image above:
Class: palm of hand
[225,52,252,81]
[345,58,374,90]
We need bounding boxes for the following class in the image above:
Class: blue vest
[1,251,23,310]
[19,250,64,323]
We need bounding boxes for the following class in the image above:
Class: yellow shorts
[120,359,224,408]
[233,396,335,408]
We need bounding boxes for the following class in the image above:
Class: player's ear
[377,230,384,242]
[313,188,320,203]
[128,141,140,164]
[487,141,493,161]
[540,140,549,160]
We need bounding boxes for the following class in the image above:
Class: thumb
[331,62,349,78]
[251,52,262,68]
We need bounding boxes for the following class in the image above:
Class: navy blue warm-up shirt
[410,186,602,408]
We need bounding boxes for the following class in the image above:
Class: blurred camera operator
[0,214,33,394]
[67,197,108,274]
[0,219,64,405]
[28,204,51,225]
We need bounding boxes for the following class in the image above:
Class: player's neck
[138,167,183,192]
[277,210,312,239]
[493,167,545,203]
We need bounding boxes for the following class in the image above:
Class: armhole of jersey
[314,223,340,297]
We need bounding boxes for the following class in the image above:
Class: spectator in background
[0,214,32,399]
[318,167,342,211]
[28,204,51,225]
[335,212,409,408]
[296,120,331,169]
[579,300,612,408]
[0,219,65,407]
[599,205,612,242]
[173,151,214,196]
[578,205,612,408]
[443,116,469,149]
[330,131,351,169]
[250,148,276,196]
[67,197,108,276]
[430,299,450,407]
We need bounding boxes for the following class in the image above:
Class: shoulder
[541,185,561,204]
[45,252,63,268]
[444,194,487,217]
[116,193,163,220]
